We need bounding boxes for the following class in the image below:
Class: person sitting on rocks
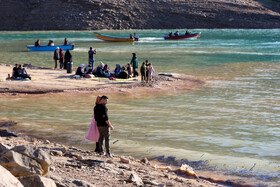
[75,64,86,77]
[126,63,132,77]
[117,66,129,79]
[85,62,93,74]
[48,40,54,46]
[113,64,122,78]
[12,64,19,79]
[17,64,31,80]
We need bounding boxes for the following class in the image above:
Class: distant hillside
[0,0,279,30]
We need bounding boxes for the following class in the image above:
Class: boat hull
[94,32,134,42]
[27,43,75,51]
[164,32,201,40]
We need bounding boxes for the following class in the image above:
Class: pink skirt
[85,115,99,142]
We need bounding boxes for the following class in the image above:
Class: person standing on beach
[94,95,114,157]
[59,48,64,69]
[88,47,96,69]
[85,96,101,152]
[53,47,59,69]
[140,62,146,83]
[130,53,138,77]
[64,49,72,69]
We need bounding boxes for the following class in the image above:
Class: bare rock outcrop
[0,0,279,30]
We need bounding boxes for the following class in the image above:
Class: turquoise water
[0,29,280,184]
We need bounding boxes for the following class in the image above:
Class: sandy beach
[0,63,204,96]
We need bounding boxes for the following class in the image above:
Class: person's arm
[106,120,114,130]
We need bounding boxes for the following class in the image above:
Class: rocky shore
[0,0,279,31]
[1,121,271,187]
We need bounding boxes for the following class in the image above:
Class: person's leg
[94,142,99,152]
[104,127,110,154]
[98,127,105,154]
[54,60,57,69]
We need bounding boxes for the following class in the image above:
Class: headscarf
[114,64,122,75]
[98,61,104,69]
[80,64,84,68]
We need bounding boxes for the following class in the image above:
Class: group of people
[129,33,139,41]
[75,51,155,82]
[35,38,69,47]
[168,30,190,37]
[53,48,72,69]
[10,64,31,80]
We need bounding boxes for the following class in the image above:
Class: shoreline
[0,63,204,97]
[0,120,271,187]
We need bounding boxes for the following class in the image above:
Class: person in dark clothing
[59,48,64,69]
[53,47,59,69]
[130,53,138,77]
[94,95,114,157]
[64,38,68,45]
[35,40,40,47]
[75,64,86,77]
[48,40,54,46]
[12,64,19,79]
[17,64,31,80]
[88,47,96,69]
[64,49,72,69]
[140,62,146,83]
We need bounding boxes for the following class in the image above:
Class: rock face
[0,0,279,30]
[0,165,23,187]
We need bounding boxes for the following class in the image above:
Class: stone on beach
[127,173,144,186]
[0,165,24,187]
[19,175,56,187]
[0,150,44,177]
[11,145,52,176]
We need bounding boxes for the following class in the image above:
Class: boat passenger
[64,38,68,45]
[64,49,72,69]
[169,32,172,37]
[85,62,93,74]
[35,40,40,47]
[113,64,122,77]
[75,64,86,77]
[174,31,179,36]
[12,64,19,79]
[133,33,139,41]
[17,64,31,80]
[185,30,190,35]
[48,40,54,46]
[130,34,133,39]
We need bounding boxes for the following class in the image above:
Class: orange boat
[94,32,134,42]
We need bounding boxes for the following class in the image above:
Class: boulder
[0,165,24,187]
[0,143,10,155]
[19,175,56,187]
[0,150,43,177]
[12,145,52,175]
[127,173,143,186]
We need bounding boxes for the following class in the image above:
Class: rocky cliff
[0,0,279,30]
